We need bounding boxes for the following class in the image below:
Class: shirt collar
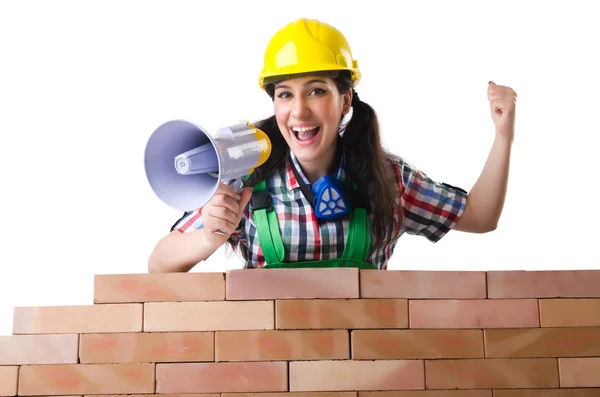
[284,145,347,191]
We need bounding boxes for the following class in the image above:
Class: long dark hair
[228,71,401,260]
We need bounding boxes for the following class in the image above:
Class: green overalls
[249,179,378,269]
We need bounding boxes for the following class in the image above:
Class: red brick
[425,358,558,389]
[539,299,600,327]
[216,330,349,361]
[144,301,274,331]
[485,327,600,358]
[290,360,424,391]
[360,270,486,299]
[559,357,600,387]
[0,366,18,397]
[156,362,287,393]
[223,394,356,397]
[80,332,214,363]
[410,299,539,328]
[18,363,154,395]
[87,395,218,397]
[487,270,600,298]
[226,268,359,300]
[94,273,225,303]
[13,304,142,334]
[276,299,408,329]
[493,389,600,397]
[361,392,491,397]
[352,329,484,359]
[0,334,78,365]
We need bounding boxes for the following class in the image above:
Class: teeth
[292,126,318,132]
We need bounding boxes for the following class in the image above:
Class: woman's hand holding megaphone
[202,182,253,245]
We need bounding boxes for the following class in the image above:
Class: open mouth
[292,126,320,143]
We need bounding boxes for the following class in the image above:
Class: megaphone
[144,119,271,212]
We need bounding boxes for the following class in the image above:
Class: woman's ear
[342,90,353,115]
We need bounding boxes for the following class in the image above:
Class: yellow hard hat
[258,18,361,90]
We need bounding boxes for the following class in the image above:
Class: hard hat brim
[260,69,361,90]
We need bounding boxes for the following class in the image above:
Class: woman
[148,18,517,272]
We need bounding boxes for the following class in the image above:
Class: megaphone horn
[144,120,271,212]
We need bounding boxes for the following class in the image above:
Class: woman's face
[273,75,352,171]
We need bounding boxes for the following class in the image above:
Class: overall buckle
[250,191,272,212]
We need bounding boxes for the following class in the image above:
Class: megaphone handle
[213,178,244,236]
[227,178,243,193]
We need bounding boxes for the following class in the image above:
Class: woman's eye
[276,92,291,99]
[310,88,326,96]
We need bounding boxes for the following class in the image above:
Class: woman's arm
[148,228,223,273]
[454,81,517,233]
[148,184,253,272]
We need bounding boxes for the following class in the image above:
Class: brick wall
[1,268,600,396]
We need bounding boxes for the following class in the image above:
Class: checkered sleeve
[392,157,468,242]
[170,208,247,243]
[170,209,204,233]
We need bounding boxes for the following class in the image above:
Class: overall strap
[341,183,371,261]
[342,207,370,261]
[250,180,285,264]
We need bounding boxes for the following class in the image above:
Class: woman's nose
[291,97,310,118]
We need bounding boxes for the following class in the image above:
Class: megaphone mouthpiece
[174,143,219,175]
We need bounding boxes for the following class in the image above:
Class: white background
[1,0,598,336]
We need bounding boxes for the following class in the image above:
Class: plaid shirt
[172,152,468,269]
